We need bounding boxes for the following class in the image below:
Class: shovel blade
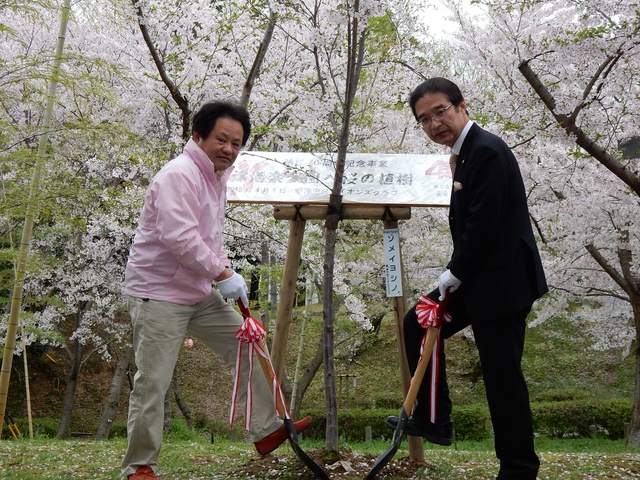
[284,418,330,480]
[365,407,410,480]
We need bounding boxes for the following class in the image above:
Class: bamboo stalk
[21,323,34,439]
[0,0,72,433]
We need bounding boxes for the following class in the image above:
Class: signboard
[227,152,451,207]
[383,228,403,297]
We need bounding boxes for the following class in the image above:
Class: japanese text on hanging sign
[383,228,403,297]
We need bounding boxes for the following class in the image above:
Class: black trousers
[404,288,540,480]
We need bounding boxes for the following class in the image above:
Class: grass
[0,435,639,479]
[3,304,639,478]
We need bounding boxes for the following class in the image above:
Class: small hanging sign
[383,228,402,298]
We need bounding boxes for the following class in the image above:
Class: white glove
[215,271,249,307]
[438,269,461,301]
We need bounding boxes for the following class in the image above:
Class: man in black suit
[386,77,548,480]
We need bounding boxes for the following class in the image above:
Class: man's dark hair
[409,77,465,121]
[192,100,251,146]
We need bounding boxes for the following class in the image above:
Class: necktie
[449,153,458,177]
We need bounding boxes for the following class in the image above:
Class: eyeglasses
[416,103,453,129]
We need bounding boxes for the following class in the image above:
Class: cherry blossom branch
[571,52,621,122]
[585,242,629,295]
[518,59,640,197]
[529,212,547,245]
[241,6,277,106]
[132,0,190,139]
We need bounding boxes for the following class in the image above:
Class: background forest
[0,0,639,452]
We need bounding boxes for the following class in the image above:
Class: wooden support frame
[269,204,424,462]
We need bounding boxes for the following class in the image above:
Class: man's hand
[438,269,461,300]
[215,271,249,306]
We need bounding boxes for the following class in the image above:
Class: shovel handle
[256,342,288,418]
[237,300,251,319]
[403,290,450,413]
[403,325,440,413]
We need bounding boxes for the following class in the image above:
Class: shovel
[237,301,330,480]
[366,291,451,479]
[5,411,22,440]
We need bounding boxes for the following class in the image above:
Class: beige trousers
[121,291,282,477]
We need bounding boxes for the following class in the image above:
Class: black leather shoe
[385,415,453,446]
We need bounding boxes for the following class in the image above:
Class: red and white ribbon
[413,294,452,422]
[229,310,290,432]
[254,340,291,420]
[415,294,452,329]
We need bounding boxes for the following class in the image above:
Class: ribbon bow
[230,302,290,432]
[415,294,452,329]
[235,313,266,344]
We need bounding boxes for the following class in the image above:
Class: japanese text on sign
[383,228,403,298]
[227,152,451,207]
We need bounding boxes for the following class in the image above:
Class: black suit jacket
[447,123,547,321]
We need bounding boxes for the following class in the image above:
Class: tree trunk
[291,334,324,420]
[322,199,341,451]
[56,307,84,439]
[173,365,192,428]
[626,296,640,446]
[95,344,134,440]
[321,0,367,451]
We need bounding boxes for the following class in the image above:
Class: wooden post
[383,215,424,463]
[270,215,306,380]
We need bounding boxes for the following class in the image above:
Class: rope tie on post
[382,206,396,222]
[293,204,305,221]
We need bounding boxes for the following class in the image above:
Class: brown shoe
[254,416,312,455]
[128,466,157,480]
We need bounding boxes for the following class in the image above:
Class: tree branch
[240,6,277,107]
[585,242,628,293]
[518,59,640,197]
[132,0,190,139]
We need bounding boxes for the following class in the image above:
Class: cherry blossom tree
[440,0,640,444]
[0,0,457,440]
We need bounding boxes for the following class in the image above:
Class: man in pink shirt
[121,100,310,480]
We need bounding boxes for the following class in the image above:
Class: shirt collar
[451,120,474,155]
[184,138,235,179]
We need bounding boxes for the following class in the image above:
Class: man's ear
[460,99,469,116]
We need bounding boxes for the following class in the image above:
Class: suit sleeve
[448,144,510,282]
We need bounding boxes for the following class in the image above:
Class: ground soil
[227,448,425,479]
